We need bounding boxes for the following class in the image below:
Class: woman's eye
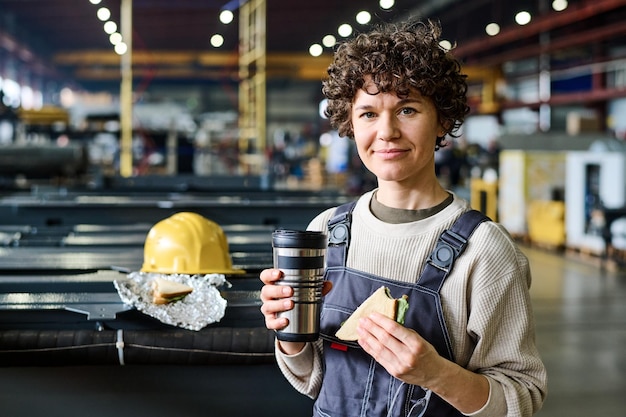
[400,107,416,115]
[362,111,376,118]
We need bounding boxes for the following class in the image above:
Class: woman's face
[351,78,443,187]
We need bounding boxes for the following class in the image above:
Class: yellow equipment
[527,200,566,248]
[141,212,245,275]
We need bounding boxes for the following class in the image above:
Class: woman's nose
[378,115,400,141]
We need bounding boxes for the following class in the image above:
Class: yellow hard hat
[141,212,245,275]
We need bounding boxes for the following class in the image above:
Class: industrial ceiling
[1,0,625,93]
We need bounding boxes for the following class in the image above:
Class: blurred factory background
[0,1,625,416]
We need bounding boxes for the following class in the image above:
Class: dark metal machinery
[0,177,349,364]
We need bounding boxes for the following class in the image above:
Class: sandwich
[335,286,409,341]
[151,277,193,305]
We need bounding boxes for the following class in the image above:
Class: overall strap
[326,200,357,267]
[419,210,490,292]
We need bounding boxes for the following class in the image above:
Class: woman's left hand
[357,312,491,414]
[356,312,446,388]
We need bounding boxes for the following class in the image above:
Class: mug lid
[272,229,327,249]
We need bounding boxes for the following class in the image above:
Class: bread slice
[151,277,193,305]
[335,286,408,341]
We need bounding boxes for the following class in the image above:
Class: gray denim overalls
[315,201,488,417]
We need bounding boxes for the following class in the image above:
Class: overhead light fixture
[485,22,500,36]
[338,23,353,37]
[439,40,452,51]
[515,11,532,25]
[211,34,225,47]
[552,0,568,11]
[109,32,123,45]
[114,42,128,55]
[322,34,337,48]
[309,44,323,57]
[97,7,111,21]
[219,10,234,24]
[379,0,394,10]
[356,11,371,25]
[103,21,117,34]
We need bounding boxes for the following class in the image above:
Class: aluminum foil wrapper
[114,272,230,331]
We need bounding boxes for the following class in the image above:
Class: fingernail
[282,286,291,295]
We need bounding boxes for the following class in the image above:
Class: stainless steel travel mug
[272,229,327,342]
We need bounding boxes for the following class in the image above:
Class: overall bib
[315,202,488,417]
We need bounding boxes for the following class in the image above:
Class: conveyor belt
[0,263,270,364]
[0,223,274,251]
[0,220,273,327]
[0,184,340,365]
[0,223,274,363]
[0,192,350,228]
[0,247,271,272]
[0,268,264,324]
[0,327,276,366]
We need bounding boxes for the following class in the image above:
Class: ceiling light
[219,10,234,24]
[89,0,102,4]
[97,7,111,21]
[114,42,127,55]
[210,34,224,48]
[515,11,531,25]
[109,32,123,45]
[356,11,371,25]
[485,22,500,36]
[379,0,394,10]
[338,23,353,37]
[322,34,336,48]
[103,21,117,34]
[552,0,568,11]
[439,40,452,51]
[309,44,323,57]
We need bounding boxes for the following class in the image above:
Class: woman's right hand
[259,268,294,331]
[259,268,307,355]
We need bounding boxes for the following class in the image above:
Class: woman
[260,19,547,417]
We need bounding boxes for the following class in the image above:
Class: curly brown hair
[322,19,469,148]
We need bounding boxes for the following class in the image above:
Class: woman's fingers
[259,268,283,285]
[260,298,293,329]
[259,269,332,330]
[259,268,294,330]
[357,313,442,386]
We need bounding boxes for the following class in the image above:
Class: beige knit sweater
[275,191,547,417]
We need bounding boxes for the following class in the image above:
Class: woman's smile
[374,148,409,160]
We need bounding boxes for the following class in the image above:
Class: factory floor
[529,245,626,417]
[0,245,624,417]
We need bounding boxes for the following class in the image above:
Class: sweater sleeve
[460,222,547,416]
[275,339,325,399]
